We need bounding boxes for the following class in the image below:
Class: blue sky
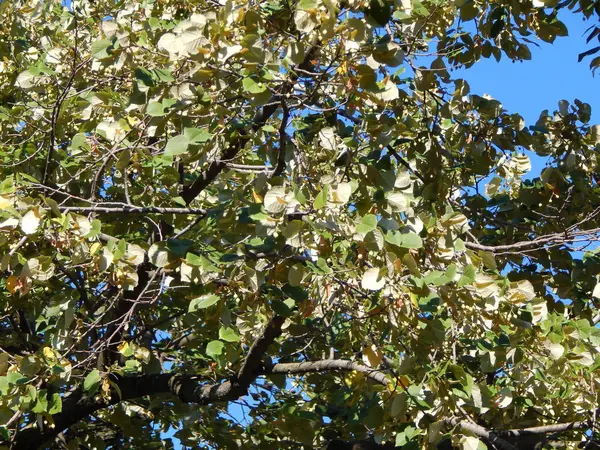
[454,11,599,126]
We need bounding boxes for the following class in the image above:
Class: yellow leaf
[117,342,131,356]
[388,376,410,393]
[252,189,263,203]
[362,344,383,368]
[90,242,101,256]
[6,275,19,294]
[43,347,56,361]
[343,370,365,387]
[0,195,13,209]
[101,377,111,397]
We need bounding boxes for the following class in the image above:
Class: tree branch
[265,359,388,385]
[30,205,208,215]
[463,227,600,254]
[449,419,520,450]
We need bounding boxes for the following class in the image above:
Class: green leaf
[400,232,422,249]
[189,294,220,312]
[184,127,212,144]
[458,265,476,287]
[147,101,173,117]
[356,214,378,234]
[367,0,392,26]
[313,187,328,210]
[32,389,48,413]
[91,39,114,59]
[219,326,240,342]
[282,220,305,238]
[153,68,175,82]
[242,77,267,94]
[385,231,422,249]
[186,253,218,271]
[83,369,101,396]
[85,219,102,239]
[48,393,62,414]
[271,299,293,317]
[135,67,156,87]
[206,340,225,358]
[167,238,192,256]
[165,135,189,156]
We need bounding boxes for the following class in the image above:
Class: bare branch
[33,205,208,215]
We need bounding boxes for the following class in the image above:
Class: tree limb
[31,205,208,215]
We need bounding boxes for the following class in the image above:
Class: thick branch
[266,359,388,385]
[495,420,591,437]
[237,315,285,384]
[450,419,519,450]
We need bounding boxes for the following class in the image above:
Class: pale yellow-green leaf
[99,247,114,272]
[544,341,564,360]
[485,176,502,197]
[295,9,319,34]
[373,78,399,102]
[0,217,20,229]
[496,387,513,408]
[472,274,499,299]
[15,70,39,89]
[148,243,169,268]
[318,127,337,150]
[330,183,352,205]
[157,33,177,55]
[507,280,535,304]
[361,268,385,291]
[0,195,13,209]
[512,153,531,174]
[126,244,145,266]
[20,208,41,235]
[461,436,483,450]
[573,351,594,367]
[23,257,55,281]
[531,298,548,324]
[387,192,408,211]
[73,215,91,237]
[264,186,289,214]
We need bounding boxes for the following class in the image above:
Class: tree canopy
[2,0,600,448]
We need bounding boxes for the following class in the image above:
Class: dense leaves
[1,0,600,449]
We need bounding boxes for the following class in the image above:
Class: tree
[1,0,600,448]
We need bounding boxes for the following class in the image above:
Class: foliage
[0,0,600,449]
